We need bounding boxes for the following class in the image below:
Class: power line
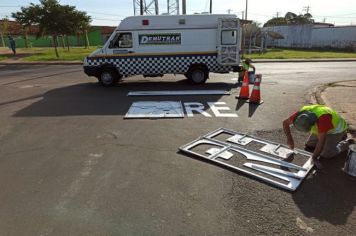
[303,6,311,14]
[314,14,356,19]
[91,17,122,22]
[330,12,356,16]
[0,5,21,7]
[249,12,274,17]
[86,11,127,17]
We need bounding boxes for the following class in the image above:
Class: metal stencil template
[127,90,230,96]
[125,101,184,119]
[179,128,314,191]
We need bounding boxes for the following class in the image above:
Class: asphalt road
[0,62,356,236]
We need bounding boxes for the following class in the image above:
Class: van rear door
[217,18,240,66]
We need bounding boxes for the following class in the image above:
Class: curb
[253,58,356,63]
[0,61,82,65]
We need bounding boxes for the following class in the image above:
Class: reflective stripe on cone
[248,74,264,105]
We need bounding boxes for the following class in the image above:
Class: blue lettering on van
[139,33,181,45]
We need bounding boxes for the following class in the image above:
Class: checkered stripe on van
[86,54,232,76]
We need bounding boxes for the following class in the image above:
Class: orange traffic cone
[236,71,250,100]
[248,74,264,104]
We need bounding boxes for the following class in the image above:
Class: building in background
[0,20,115,48]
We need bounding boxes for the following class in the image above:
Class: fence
[263,25,356,50]
[1,28,104,48]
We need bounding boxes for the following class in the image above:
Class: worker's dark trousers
[305,132,347,158]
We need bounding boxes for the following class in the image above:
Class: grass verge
[0,55,10,61]
[248,49,356,59]
[21,47,95,61]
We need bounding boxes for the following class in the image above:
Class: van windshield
[109,32,132,48]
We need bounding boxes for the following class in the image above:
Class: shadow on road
[293,153,356,225]
[235,99,260,117]
[14,80,236,117]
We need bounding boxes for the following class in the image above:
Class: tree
[244,22,262,53]
[62,7,91,49]
[284,12,297,23]
[263,17,288,27]
[12,0,91,58]
[0,17,9,47]
[263,11,314,27]
[11,7,38,48]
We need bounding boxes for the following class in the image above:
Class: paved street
[0,62,356,235]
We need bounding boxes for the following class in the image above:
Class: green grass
[248,49,356,59]
[21,47,97,61]
[0,54,10,61]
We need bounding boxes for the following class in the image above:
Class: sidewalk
[320,81,356,137]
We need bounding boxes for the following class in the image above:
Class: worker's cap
[293,111,317,132]
[245,58,253,63]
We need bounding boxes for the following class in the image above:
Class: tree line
[263,12,314,27]
[1,0,91,58]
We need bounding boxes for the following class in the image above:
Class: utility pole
[241,11,244,20]
[210,0,212,14]
[245,0,248,20]
[303,6,311,14]
[182,0,186,14]
[227,9,233,14]
[276,12,280,18]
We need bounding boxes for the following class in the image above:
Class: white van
[83,14,241,86]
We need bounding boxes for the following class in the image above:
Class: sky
[1,0,356,26]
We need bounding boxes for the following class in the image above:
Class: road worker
[238,58,256,83]
[8,36,16,55]
[283,104,354,169]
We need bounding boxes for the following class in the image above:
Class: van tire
[187,66,208,84]
[99,68,120,87]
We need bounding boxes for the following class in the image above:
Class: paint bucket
[343,144,356,177]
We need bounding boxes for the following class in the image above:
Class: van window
[109,33,133,48]
[221,30,237,45]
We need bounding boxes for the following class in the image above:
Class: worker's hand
[313,159,323,169]
[287,138,294,149]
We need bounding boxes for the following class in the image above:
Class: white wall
[311,26,356,49]
[263,25,313,48]
[263,25,356,50]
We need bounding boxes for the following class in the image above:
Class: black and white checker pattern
[86,54,232,76]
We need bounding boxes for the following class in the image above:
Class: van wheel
[187,66,208,84]
[99,68,119,87]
